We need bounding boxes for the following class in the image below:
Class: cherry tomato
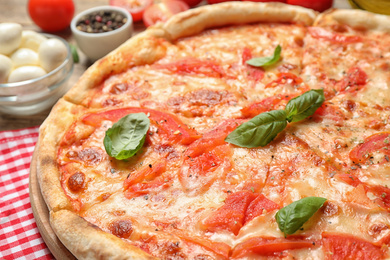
[287,0,333,12]
[28,0,75,32]
[178,0,202,7]
[207,0,233,4]
[241,0,286,2]
[109,0,153,22]
[143,0,189,27]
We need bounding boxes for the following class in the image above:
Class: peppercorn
[76,10,127,33]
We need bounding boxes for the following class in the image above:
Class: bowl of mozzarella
[0,23,73,115]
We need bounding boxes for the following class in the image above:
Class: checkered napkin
[0,126,53,260]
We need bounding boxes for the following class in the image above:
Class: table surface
[0,0,351,131]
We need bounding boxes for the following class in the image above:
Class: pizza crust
[36,2,390,259]
[50,210,158,260]
[63,29,168,105]
[63,2,317,106]
[37,99,87,211]
[38,4,318,256]
[314,8,390,32]
[161,2,317,40]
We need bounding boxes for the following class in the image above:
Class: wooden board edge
[29,141,77,260]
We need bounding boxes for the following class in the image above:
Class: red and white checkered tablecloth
[0,126,54,260]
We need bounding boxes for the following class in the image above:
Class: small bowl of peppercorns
[71,6,133,61]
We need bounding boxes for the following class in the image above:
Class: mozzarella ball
[8,66,46,83]
[0,23,22,55]
[20,30,47,52]
[38,38,67,72]
[0,54,13,83]
[11,48,39,67]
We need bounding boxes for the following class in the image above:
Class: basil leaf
[285,89,325,123]
[103,113,150,160]
[246,45,281,67]
[275,197,327,237]
[225,110,287,148]
[70,44,79,63]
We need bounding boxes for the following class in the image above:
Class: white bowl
[71,6,133,61]
[0,34,73,116]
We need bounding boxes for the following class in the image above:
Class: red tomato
[308,27,362,44]
[207,0,233,4]
[178,0,202,7]
[244,194,280,224]
[337,66,367,94]
[349,132,390,164]
[232,237,314,258]
[156,57,225,78]
[81,107,200,145]
[203,191,258,235]
[109,0,153,22]
[28,0,75,32]
[322,233,384,259]
[143,0,189,27]
[241,0,286,2]
[287,0,333,12]
[242,47,265,81]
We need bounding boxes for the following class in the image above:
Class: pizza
[36,2,390,259]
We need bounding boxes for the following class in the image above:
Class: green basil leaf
[70,44,79,63]
[246,45,282,67]
[285,89,325,123]
[275,197,327,237]
[103,113,150,160]
[225,110,287,148]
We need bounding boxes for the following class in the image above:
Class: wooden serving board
[29,143,76,260]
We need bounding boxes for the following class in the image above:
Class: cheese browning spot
[109,219,133,239]
[67,172,86,193]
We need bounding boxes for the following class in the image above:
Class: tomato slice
[337,66,368,94]
[242,47,265,81]
[81,107,200,145]
[202,191,258,235]
[185,119,244,158]
[265,73,304,89]
[349,132,390,164]
[322,232,384,260]
[175,231,231,259]
[245,194,280,224]
[308,27,362,44]
[232,236,315,258]
[109,0,153,22]
[156,57,226,78]
[311,102,347,125]
[335,174,363,188]
[143,0,189,27]
[336,173,390,209]
[123,160,166,189]
[241,94,294,118]
[124,175,172,199]
[179,144,232,195]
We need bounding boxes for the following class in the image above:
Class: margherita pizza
[36,2,390,259]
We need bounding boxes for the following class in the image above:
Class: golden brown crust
[161,2,317,40]
[36,3,390,259]
[37,99,86,211]
[37,3,319,258]
[63,2,317,106]
[63,29,168,105]
[314,8,390,32]
[50,210,158,260]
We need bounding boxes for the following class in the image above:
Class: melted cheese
[57,22,390,259]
